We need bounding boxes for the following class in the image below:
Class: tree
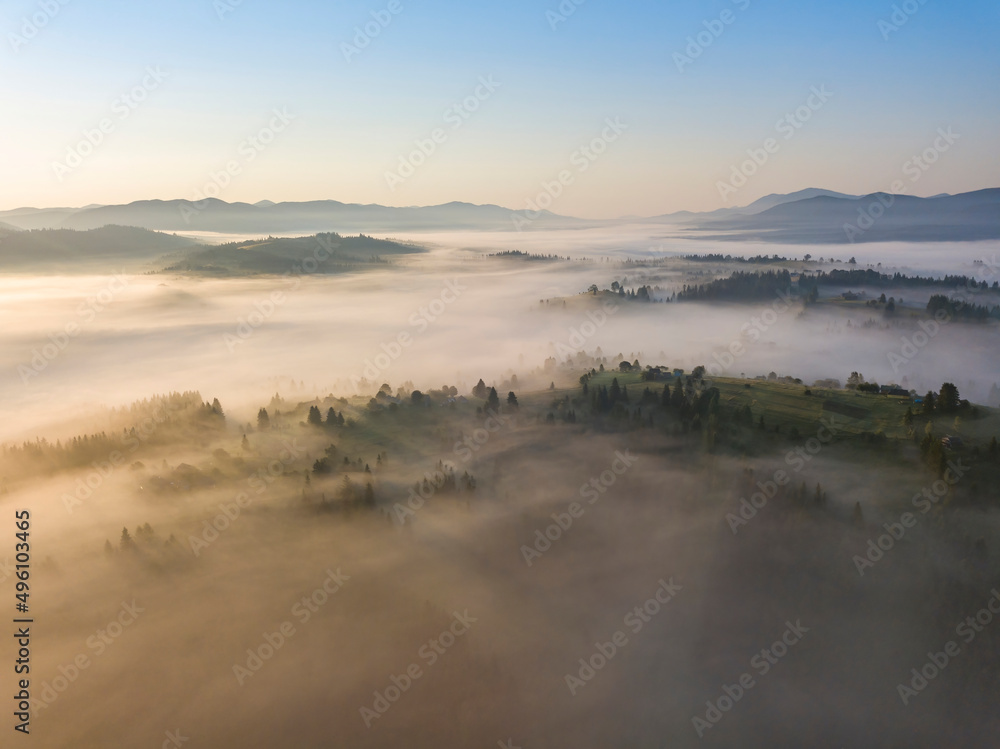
[364,483,376,508]
[339,475,354,503]
[241,434,250,452]
[922,391,936,415]
[507,391,519,408]
[257,408,270,430]
[308,405,322,426]
[609,378,621,405]
[670,379,685,411]
[472,379,487,399]
[938,382,960,414]
[411,390,424,405]
[903,406,914,427]
[120,527,134,551]
[211,397,224,416]
[487,387,500,412]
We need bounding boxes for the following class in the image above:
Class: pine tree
[120,527,134,551]
[339,475,354,503]
[609,378,621,404]
[257,408,270,430]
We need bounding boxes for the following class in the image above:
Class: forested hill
[0,225,195,270]
[163,232,423,276]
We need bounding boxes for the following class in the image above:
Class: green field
[577,369,999,446]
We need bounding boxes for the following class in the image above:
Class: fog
[3,228,998,443]
[3,226,999,747]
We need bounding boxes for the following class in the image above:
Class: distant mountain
[0,225,195,270]
[693,189,1000,243]
[34,199,584,234]
[4,189,997,243]
[0,207,86,230]
[737,188,858,214]
[649,188,860,222]
[164,233,423,276]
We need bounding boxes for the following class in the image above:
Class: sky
[2,0,998,218]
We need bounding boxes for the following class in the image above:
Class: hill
[0,225,196,271]
[162,232,423,276]
[695,189,1000,243]
[40,199,584,233]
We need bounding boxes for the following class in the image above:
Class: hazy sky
[2,0,998,217]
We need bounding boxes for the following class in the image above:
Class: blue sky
[2,0,998,216]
